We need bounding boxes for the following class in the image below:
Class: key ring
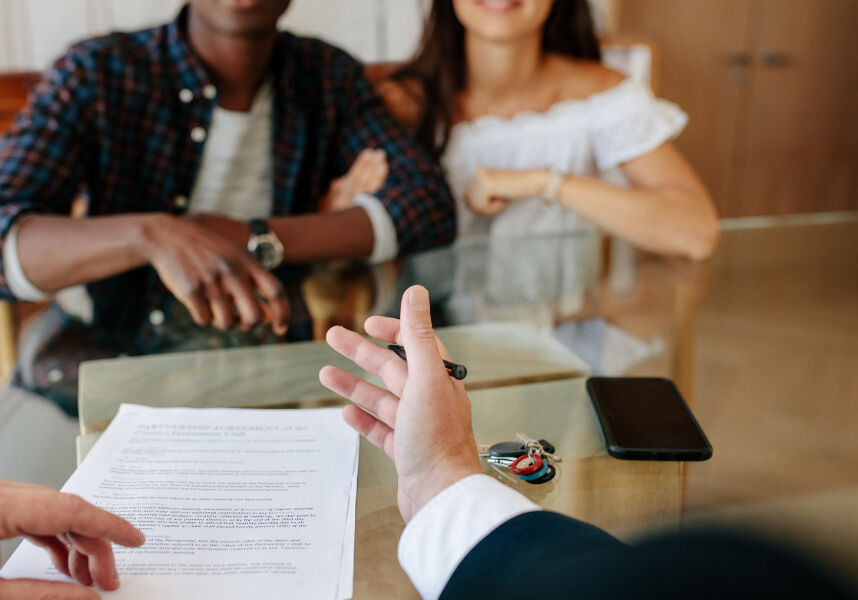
[510,453,544,476]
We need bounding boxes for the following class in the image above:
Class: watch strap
[249,218,268,236]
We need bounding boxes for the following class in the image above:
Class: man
[0,0,455,411]
[320,285,856,600]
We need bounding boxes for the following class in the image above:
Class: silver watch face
[248,233,284,270]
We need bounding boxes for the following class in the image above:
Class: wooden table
[77,322,589,435]
[76,326,682,599]
[70,231,695,598]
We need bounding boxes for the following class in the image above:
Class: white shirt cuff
[352,193,399,264]
[3,220,51,301]
[398,474,541,600]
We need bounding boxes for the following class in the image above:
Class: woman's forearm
[15,214,158,292]
[555,175,719,260]
[484,168,718,260]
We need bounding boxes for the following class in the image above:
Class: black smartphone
[586,377,712,461]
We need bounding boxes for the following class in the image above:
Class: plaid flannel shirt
[0,7,455,354]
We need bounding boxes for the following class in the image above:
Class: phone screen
[586,377,712,460]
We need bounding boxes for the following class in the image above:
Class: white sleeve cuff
[398,474,541,600]
[3,220,51,301]
[352,193,399,264]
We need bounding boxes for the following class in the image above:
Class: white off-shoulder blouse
[441,79,689,238]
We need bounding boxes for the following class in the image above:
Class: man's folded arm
[330,49,457,257]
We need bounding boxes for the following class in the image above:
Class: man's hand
[136,214,289,334]
[0,480,145,599]
[465,168,548,216]
[320,285,482,522]
[320,148,389,213]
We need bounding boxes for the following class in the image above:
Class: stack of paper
[1,404,360,599]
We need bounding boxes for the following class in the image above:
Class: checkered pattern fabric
[0,7,455,354]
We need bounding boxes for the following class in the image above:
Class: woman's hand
[465,168,548,216]
[136,214,289,334]
[320,286,482,522]
[320,148,389,212]
[0,479,145,598]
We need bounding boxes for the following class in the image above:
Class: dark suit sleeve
[441,513,856,600]
[440,511,625,600]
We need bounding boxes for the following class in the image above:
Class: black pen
[387,344,468,381]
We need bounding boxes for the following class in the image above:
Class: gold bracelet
[541,169,565,205]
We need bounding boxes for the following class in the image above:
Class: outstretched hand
[320,285,481,522]
[0,480,145,599]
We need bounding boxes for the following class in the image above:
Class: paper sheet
[1,404,359,600]
[554,318,664,376]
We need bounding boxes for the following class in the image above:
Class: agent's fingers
[364,316,452,361]
[319,366,400,427]
[341,406,394,459]
[67,547,93,587]
[363,315,402,345]
[0,579,100,600]
[0,489,144,548]
[0,479,36,489]
[399,286,447,382]
[325,326,407,392]
[65,533,119,591]
[24,535,70,577]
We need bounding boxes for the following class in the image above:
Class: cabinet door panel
[737,0,858,215]
[618,0,755,218]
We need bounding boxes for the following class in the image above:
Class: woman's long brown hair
[391,0,602,158]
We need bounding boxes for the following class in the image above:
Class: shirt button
[178,88,194,103]
[149,310,165,326]
[174,194,189,209]
[47,368,64,384]
[202,84,217,100]
[190,126,207,143]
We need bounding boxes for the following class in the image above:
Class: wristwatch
[246,219,284,270]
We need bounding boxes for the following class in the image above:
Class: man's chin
[189,0,290,37]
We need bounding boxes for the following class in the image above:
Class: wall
[0,0,425,71]
[0,1,611,72]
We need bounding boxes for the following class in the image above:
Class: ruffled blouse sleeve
[587,80,688,171]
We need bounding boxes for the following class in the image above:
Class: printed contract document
[1,404,360,599]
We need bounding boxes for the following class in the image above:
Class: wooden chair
[0,71,41,383]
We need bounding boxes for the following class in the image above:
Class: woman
[375,0,718,260]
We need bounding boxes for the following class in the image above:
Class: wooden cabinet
[617,0,858,217]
